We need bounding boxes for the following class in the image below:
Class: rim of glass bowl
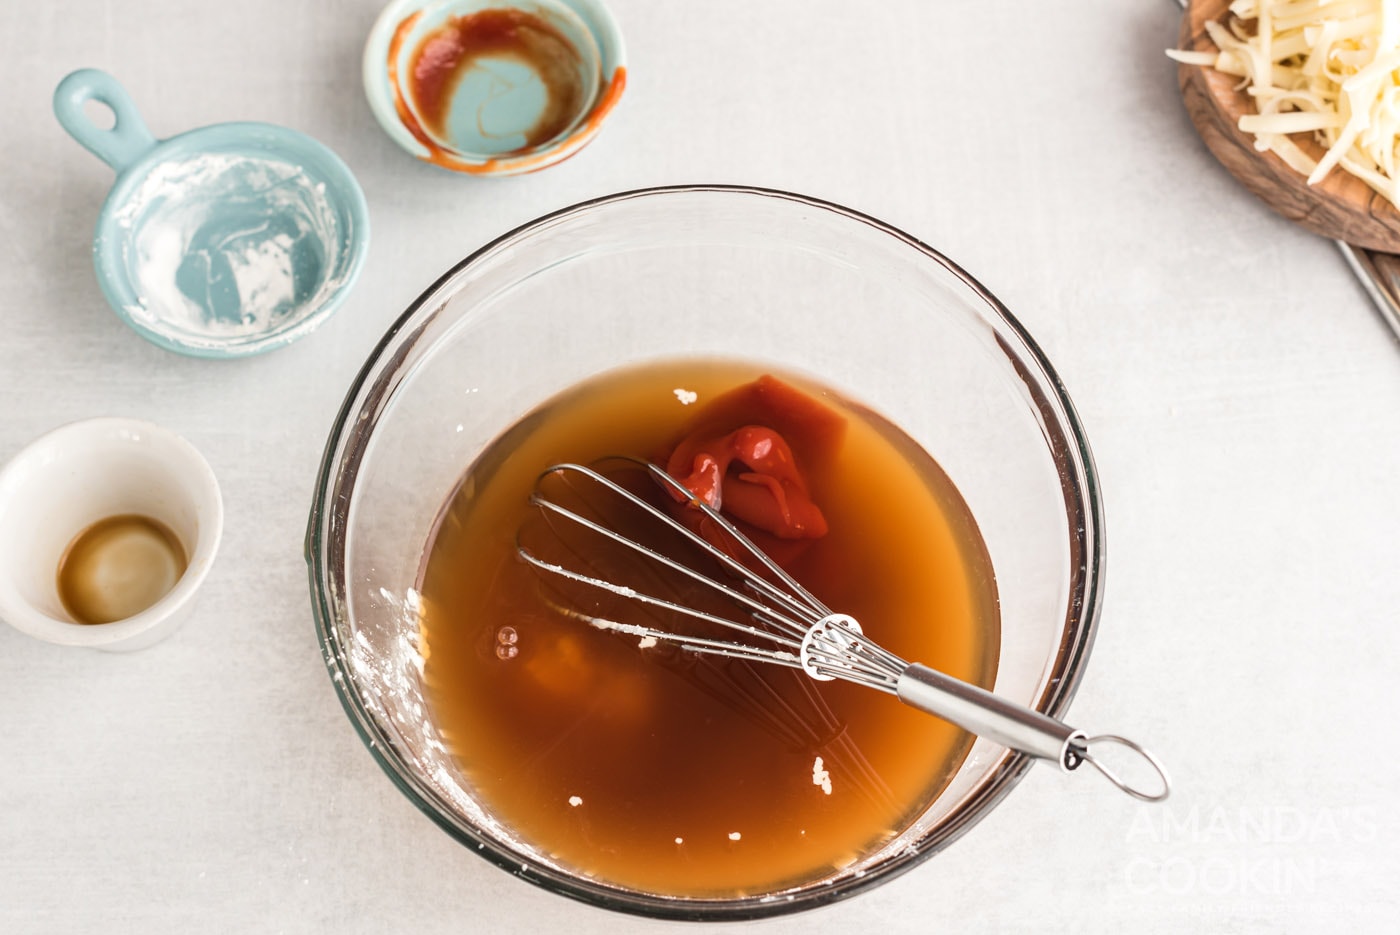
[305,184,1105,921]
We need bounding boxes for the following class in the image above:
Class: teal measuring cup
[54,69,370,358]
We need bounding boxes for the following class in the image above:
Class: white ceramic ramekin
[0,418,223,651]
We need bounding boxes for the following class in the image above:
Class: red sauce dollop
[664,376,846,554]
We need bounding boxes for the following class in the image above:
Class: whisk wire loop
[530,460,825,635]
[641,461,838,625]
[516,519,805,653]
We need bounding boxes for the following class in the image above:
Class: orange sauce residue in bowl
[392,7,590,162]
[411,8,585,147]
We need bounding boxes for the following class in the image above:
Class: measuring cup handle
[53,69,158,173]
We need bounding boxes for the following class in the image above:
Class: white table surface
[3,1,1398,931]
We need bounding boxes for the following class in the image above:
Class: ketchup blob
[663,375,846,549]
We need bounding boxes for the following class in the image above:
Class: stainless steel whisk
[518,458,1170,802]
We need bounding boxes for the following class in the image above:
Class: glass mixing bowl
[306,186,1103,920]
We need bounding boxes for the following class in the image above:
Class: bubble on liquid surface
[495,626,519,660]
[115,152,347,346]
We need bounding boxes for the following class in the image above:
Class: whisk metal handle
[896,664,1171,802]
[897,664,1081,766]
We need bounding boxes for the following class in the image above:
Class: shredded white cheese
[1168,0,1400,206]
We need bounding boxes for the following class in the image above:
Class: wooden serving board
[1178,0,1400,252]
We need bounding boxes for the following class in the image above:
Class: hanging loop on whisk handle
[1069,735,1172,803]
[895,664,1170,801]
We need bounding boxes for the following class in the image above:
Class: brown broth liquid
[417,360,999,897]
[57,514,187,625]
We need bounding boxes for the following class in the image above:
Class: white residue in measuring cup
[115,152,345,344]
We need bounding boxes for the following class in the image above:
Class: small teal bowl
[363,0,626,176]
[54,69,370,358]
